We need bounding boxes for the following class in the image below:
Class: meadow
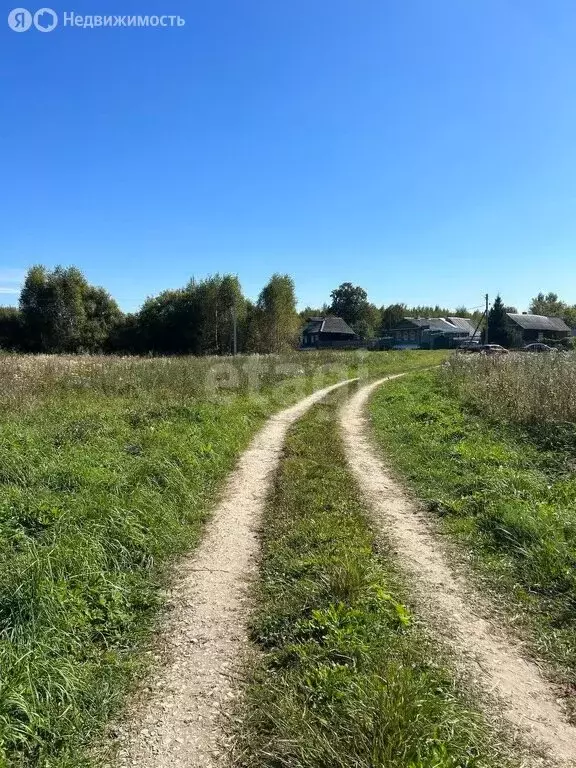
[237,387,513,768]
[369,352,576,694]
[0,350,445,767]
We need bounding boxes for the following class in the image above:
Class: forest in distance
[1,264,575,356]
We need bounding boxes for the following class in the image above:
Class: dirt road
[341,376,576,768]
[114,378,355,768]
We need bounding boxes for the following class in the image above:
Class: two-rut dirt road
[116,374,576,768]
[341,376,576,768]
[114,378,356,768]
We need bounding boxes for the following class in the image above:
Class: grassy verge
[237,387,512,768]
[369,369,576,692]
[0,350,445,767]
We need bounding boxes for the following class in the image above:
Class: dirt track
[341,376,576,768]
[114,378,355,768]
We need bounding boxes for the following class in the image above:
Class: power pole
[485,294,489,344]
[232,304,238,356]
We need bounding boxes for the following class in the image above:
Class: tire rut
[114,378,355,768]
[340,376,576,768]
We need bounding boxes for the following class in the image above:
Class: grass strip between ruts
[237,384,513,768]
[0,351,445,767]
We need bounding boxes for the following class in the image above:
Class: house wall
[301,332,359,349]
[389,327,423,345]
[505,321,570,344]
[302,333,320,347]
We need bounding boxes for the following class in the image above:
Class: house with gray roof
[506,314,571,343]
[384,316,480,349]
[301,316,359,348]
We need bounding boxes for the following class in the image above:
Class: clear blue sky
[2,0,576,313]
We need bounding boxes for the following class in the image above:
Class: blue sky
[2,0,576,313]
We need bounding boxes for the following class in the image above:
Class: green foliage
[329,282,369,325]
[238,390,511,768]
[0,351,444,766]
[19,266,122,353]
[252,274,300,353]
[370,368,576,683]
[380,303,406,333]
[405,304,453,318]
[0,307,23,350]
[127,275,247,355]
[487,295,516,347]
[14,266,302,356]
[298,304,329,323]
[530,292,576,327]
[328,283,381,339]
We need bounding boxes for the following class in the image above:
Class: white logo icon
[34,7,57,31]
[7,7,58,31]
[8,7,32,31]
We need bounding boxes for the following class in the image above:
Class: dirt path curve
[341,376,576,768]
[114,378,355,768]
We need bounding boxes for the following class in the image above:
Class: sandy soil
[113,378,355,768]
[340,376,576,768]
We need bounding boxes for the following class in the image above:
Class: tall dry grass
[443,352,576,426]
[0,349,448,412]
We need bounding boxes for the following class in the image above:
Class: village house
[505,314,571,344]
[301,316,359,348]
[383,317,480,349]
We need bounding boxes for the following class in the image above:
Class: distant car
[480,344,509,355]
[523,343,557,353]
[458,341,481,352]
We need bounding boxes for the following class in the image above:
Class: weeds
[237,389,511,768]
[370,368,576,686]
[0,350,444,766]
[444,352,576,425]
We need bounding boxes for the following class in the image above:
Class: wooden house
[301,316,359,349]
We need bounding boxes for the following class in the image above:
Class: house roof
[506,314,571,332]
[303,318,324,334]
[302,316,356,337]
[447,317,478,335]
[394,317,477,335]
[320,316,356,335]
[426,318,467,334]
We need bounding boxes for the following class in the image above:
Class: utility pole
[231,303,238,356]
[485,294,489,344]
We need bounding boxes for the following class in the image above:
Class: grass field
[0,350,445,767]
[369,354,576,693]
[237,386,513,768]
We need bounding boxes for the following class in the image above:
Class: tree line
[0,267,300,355]
[1,266,573,355]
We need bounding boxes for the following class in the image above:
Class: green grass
[369,369,576,690]
[237,387,512,768]
[0,350,445,767]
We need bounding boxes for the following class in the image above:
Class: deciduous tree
[529,292,576,327]
[257,274,299,352]
[20,265,122,352]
